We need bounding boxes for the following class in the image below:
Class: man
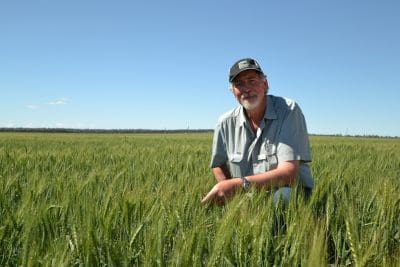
[201,58,313,205]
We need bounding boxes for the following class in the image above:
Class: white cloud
[25,98,69,110]
[26,105,40,109]
[49,98,69,105]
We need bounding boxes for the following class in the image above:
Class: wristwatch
[240,176,250,191]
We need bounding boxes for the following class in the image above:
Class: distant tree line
[308,133,399,139]
[0,127,213,134]
[0,128,398,138]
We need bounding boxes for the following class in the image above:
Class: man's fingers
[201,187,217,204]
[201,192,213,203]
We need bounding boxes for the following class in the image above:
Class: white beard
[240,94,262,111]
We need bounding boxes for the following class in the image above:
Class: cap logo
[238,60,250,69]
[238,59,258,69]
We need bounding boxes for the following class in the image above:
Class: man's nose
[239,85,252,93]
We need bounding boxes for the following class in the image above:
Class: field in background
[0,133,399,266]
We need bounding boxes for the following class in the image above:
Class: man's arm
[202,160,299,204]
[212,163,231,182]
[247,160,299,188]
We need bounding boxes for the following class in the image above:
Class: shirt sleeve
[277,102,312,163]
[210,122,229,168]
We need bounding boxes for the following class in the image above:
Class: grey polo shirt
[210,95,313,189]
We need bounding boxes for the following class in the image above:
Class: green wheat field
[0,132,399,266]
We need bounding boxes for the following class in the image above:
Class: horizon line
[0,127,398,138]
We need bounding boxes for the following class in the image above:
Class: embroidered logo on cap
[238,60,250,69]
[238,59,258,69]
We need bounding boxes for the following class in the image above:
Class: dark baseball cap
[229,58,265,82]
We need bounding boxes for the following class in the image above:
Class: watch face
[243,183,250,191]
[242,177,250,191]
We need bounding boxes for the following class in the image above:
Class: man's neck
[244,98,267,132]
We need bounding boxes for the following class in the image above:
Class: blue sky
[1,0,399,136]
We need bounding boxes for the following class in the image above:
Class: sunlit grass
[0,133,399,266]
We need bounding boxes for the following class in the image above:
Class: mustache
[241,92,257,99]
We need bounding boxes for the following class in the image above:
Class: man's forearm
[247,160,299,189]
[212,164,231,182]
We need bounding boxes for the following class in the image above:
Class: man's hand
[201,178,242,205]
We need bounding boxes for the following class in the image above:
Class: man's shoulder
[217,106,242,125]
[269,95,298,112]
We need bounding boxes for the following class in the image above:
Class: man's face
[231,70,268,111]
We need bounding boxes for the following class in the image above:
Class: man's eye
[234,82,244,87]
[248,79,258,85]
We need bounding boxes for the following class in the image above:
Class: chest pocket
[254,143,278,173]
[228,153,245,177]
